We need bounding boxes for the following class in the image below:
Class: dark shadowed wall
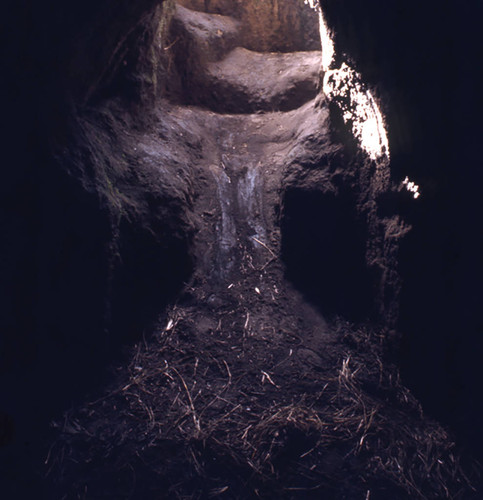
[320,0,483,457]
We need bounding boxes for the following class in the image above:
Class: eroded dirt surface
[204,48,321,112]
[45,3,481,499]
[160,96,339,385]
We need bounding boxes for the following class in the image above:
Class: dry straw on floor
[47,313,481,499]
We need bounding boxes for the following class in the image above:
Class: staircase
[154,0,338,384]
[171,1,324,287]
[174,3,321,112]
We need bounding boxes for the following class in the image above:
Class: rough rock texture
[39,3,479,499]
[0,0,195,482]
[320,0,483,459]
[170,5,241,64]
[0,0,481,497]
[178,0,321,52]
[168,5,321,112]
[200,47,321,112]
[167,2,404,324]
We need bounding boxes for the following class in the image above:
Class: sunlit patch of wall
[318,8,389,161]
[316,3,423,204]
[402,176,420,199]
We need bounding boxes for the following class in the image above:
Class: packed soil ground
[42,3,481,499]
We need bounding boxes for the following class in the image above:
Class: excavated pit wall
[177,0,321,52]
[320,0,483,456]
[0,0,408,477]
[0,0,191,452]
[168,0,406,325]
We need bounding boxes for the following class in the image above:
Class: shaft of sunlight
[318,9,334,72]
[318,9,390,161]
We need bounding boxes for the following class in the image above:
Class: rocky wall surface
[280,101,409,327]
[0,0,194,445]
[320,0,483,457]
[178,0,320,52]
[0,0,404,432]
[2,0,475,486]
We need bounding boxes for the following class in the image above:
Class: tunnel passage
[1,0,480,498]
[110,220,193,342]
[281,188,374,322]
[168,0,321,113]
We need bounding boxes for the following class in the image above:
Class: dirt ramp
[171,2,321,113]
[204,48,321,113]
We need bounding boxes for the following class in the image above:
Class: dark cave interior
[320,0,483,456]
[1,0,482,496]
[281,187,373,323]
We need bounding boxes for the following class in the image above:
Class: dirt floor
[42,3,481,499]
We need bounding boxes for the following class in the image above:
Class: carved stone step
[199,47,321,113]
